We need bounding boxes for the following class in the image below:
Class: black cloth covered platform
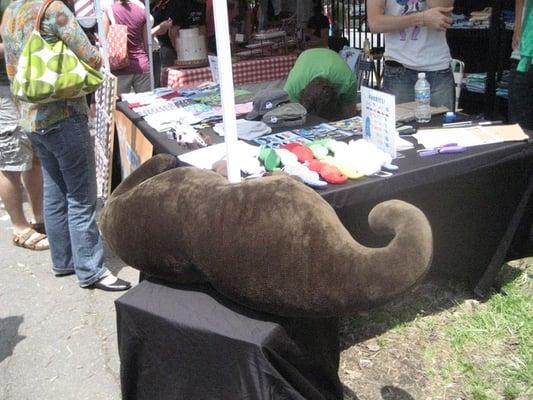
[117,96,533,295]
[116,279,342,400]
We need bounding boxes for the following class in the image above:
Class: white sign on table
[361,86,397,158]
[208,55,220,83]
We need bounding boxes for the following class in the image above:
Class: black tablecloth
[114,97,533,400]
[116,97,533,294]
[116,279,342,400]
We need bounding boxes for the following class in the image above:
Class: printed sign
[208,55,220,83]
[361,86,397,158]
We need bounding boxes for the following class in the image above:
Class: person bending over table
[283,48,357,120]
[367,0,455,110]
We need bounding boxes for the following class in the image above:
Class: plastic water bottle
[415,72,431,123]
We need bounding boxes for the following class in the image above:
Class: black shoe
[54,269,75,277]
[89,275,131,292]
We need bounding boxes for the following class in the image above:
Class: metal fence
[325,0,383,50]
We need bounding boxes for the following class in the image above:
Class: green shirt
[284,48,357,104]
[517,0,533,72]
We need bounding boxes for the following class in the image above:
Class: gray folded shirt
[262,103,307,127]
[214,119,272,140]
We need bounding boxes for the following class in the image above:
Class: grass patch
[339,259,531,399]
[438,261,532,399]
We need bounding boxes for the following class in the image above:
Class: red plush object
[279,143,300,152]
[307,159,326,173]
[307,160,348,184]
[280,143,314,163]
[319,165,347,184]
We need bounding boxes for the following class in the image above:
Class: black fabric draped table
[116,279,342,400]
[115,99,533,294]
[114,92,346,400]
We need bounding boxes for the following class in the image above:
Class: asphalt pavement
[0,201,138,400]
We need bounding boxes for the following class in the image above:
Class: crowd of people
[0,0,531,293]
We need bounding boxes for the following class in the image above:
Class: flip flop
[279,143,314,163]
[283,164,327,188]
[259,147,281,172]
[13,227,49,251]
[275,148,299,166]
[308,142,329,160]
[307,159,349,184]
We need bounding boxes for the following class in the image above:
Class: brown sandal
[13,228,49,251]
[30,221,46,235]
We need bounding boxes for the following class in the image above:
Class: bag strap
[34,0,56,32]
[107,6,116,26]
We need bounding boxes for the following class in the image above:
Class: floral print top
[1,0,101,132]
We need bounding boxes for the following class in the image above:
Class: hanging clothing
[517,0,533,72]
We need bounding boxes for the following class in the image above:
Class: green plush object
[100,154,433,317]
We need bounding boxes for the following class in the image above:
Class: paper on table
[178,141,259,170]
[396,135,415,151]
[413,124,528,149]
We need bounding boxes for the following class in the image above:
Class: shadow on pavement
[0,315,25,363]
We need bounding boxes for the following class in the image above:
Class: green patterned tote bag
[11,0,103,103]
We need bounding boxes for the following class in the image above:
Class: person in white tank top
[367,0,456,110]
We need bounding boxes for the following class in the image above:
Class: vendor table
[114,98,533,295]
[113,93,533,400]
[161,53,298,89]
[115,279,342,400]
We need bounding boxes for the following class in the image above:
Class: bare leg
[0,170,30,235]
[21,156,44,224]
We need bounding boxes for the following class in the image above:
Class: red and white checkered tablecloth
[161,54,298,89]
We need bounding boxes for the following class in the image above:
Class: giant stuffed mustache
[100,154,433,317]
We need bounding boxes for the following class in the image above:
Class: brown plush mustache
[100,154,433,317]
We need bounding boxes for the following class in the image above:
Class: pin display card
[253,131,311,147]
[361,86,397,158]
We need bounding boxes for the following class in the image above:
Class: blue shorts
[382,63,455,111]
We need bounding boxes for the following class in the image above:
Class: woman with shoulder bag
[104,0,151,94]
[2,0,131,291]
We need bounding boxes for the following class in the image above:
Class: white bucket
[175,27,208,65]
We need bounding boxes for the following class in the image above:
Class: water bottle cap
[418,72,426,79]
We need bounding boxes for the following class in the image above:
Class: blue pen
[418,143,466,157]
